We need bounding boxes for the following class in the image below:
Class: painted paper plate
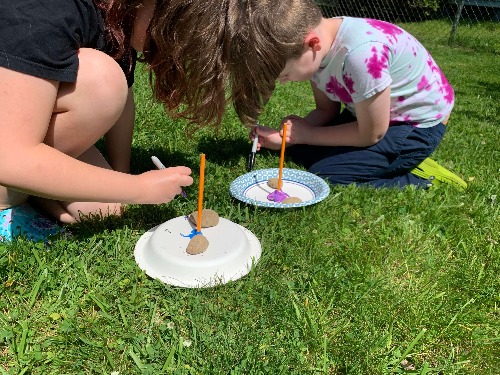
[230,168,330,208]
[134,216,261,288]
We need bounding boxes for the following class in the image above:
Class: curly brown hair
[228,0,323,125]
[93,0,137,64]
[94,0,322,127]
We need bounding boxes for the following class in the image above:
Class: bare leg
[0,189,28,211]
[30,147,123,224]
[0,48,129,224]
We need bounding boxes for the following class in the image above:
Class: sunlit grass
[1,21,499,374]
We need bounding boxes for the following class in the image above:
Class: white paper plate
[134,216,261,288]
[230,168,330,208]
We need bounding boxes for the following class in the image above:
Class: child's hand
[280,116,310,145]
[250,125,283,150]
[250,117,310,150]
[138,166,193,204]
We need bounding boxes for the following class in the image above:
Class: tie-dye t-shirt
[311,17,454,128]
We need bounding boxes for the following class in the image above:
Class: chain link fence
[317,0,500,45]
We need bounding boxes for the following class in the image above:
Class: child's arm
[104,87,135,173]
[0,68,192,204]
[286,87,391,147]
[252,82,342,150]
[302,82,342,127]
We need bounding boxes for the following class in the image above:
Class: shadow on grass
[129,145,195,173]
[64,202,186,241]
[75,136,285,240]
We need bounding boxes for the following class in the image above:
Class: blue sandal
[0,203,64,243]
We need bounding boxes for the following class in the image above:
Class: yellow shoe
[411,158,467,191]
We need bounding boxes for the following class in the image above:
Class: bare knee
[48,48,129,156]
[75,48,128,118]
[30,197,123,224]
[56,49,128,119]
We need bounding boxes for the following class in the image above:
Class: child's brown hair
[96,0,322,127]
[228,0,323,125]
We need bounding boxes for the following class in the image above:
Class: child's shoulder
[335,17,409,47]
[0,0,105,82]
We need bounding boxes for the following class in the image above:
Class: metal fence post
[449,0,467,45]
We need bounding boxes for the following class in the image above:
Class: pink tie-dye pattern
[366,19,403,44]
[417,75,431,91]
[389,115,418,127]
[427,58,454,104]
[405,116,420,127]
[427,57,436,70]
[366,45,389,79]
[343,73,356,94]
[325,76,352,103]
[438,70,454,104]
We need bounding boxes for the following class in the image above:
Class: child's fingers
[279,122,294,144]
[281,115,301,125]
[165,166,193,187]
[250,125,261,141]
[279,121,290,136]
[255,125,276,137]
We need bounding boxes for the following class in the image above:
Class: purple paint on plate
[267,190,290,203]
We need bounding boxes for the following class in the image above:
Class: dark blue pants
[287,110,446,188]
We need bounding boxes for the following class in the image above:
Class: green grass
[1,21,499,374]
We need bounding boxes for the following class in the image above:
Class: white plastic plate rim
[229,168,330,208]
[134,222,262,288]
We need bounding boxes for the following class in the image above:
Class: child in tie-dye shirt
[313,17,454,129]
[249,2,466,189]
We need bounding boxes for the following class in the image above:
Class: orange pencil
[197,153,206,233]
[277,122,288,191]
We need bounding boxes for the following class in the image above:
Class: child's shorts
[0,203,63,243]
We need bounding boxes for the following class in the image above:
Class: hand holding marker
[151,156,188,198]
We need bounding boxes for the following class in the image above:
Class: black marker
[247,133,259,172]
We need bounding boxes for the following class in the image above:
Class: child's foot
[411,158,467,191]
[0,203,65,243]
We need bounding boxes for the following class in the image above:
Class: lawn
[1,20,499,374]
